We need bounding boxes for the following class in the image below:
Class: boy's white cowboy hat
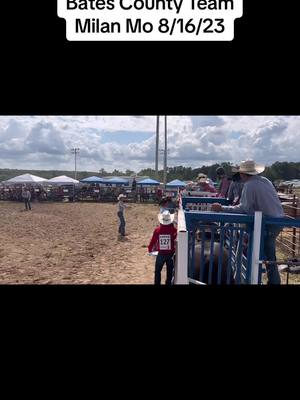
[158,210,175,225]
[238,160,265,175]
[118,194,126,200]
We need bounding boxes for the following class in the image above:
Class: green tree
[99,168,107,177]
[125,169,135,176]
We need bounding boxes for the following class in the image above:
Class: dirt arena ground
[1,201,297,284]
[0,201,163,284]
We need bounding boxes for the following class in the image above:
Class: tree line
[0,161,299,183]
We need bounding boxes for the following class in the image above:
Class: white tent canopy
[47,175,79,184]
[5,173,48,183]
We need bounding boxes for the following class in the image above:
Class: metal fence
[184,212,254,284]
[174,196,300,285]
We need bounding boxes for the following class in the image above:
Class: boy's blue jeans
[24,199,31,210]
[117,211,125,236]
[155,253,174,285]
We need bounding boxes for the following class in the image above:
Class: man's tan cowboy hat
[158,210,175,225]
[197,173,207,183]
[118,194,126,200]
[238,160,265,175]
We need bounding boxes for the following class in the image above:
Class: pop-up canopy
[5,173,48,183]
[80,176,105,184]
[166,179,187,188]
[47,175,79,184]
[137,178,160,186]
[104,177,129,185]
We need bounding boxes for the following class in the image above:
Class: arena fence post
[250,211,263,284]
[174,208,189,284]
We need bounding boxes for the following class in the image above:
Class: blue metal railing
[184,209,300,284]
[185,210,254,284]
[182,196,229,210]
[177,195,300,284]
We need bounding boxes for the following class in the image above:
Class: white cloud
[24,121,67,155]
[0,115,299,172]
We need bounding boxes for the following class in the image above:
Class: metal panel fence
[175,196,300,285]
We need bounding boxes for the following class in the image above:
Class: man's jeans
[24,199,31,210]
[155,253,174,285]
[264,226,282,285]
[117,211,125,236]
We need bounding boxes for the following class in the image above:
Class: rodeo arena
[0,168,300,284]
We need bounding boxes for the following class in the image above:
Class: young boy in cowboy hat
[212,160,284,285]
[148,210,177,285]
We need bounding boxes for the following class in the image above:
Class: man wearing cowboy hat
[197,173,207,180]
[197,173,216,193]
[22,185,32,211]
[148,210,177,285]
[212,160,284,284]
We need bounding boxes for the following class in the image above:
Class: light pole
[71,148,80,180]
[164,116,167,188]
[155,116,159,178]
[159,116,168,188]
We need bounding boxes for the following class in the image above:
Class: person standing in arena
[22,186,32,211]
[117,194,130,239]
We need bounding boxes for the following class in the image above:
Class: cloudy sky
[0,115,299,172]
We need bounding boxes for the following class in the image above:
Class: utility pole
[163,115,167,188]
[71,148,80,180]
[155,116,159,178]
